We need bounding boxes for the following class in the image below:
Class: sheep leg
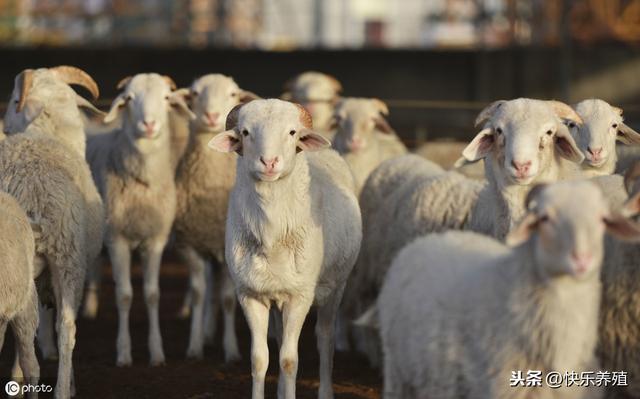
[142,241,166,366]
[52,272,79,399]
[280,297,313,399]
[11,287,40,394]
[220,266,240,362]
[178,289,192,319]
[109,236,133,367]
[180,245,206,359]
[272,310,284,399]
[316,289,344,399]
[334,310,350,352]
[0,318,7,351]
[239,295,270,399]
[37,306,58,360]
[82,256,103,319]
[203,262,219,344]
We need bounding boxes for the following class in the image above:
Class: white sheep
[88,73,194,366]
[0,191,39,397]
[281,71,342,139]
[208,99,361,399]
[345,99,585,366]
[2,66,105,398]
[377,180,640,399]
[172,73,257,361]
[569,99,640,177]
[331,97,407,193]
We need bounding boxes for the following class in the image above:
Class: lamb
[208,99,361,399]
[0,192,39,397]
[569,99,640,177]
[172,73,257,361]
[344,99,585,365]
[88,73,194,366]
[1,66,105,398]
[331,97,408,193]
[281,71,342,139]
[376,180,640,399]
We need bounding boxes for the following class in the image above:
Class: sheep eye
[231,92,238,97]
[546,130,553,136]
[612,123,619,129]
[165,95,170,100]
[568,122,576,128]
[289,130,296,136]
[495,127,503,135]
[242,129,249,137]
[538,214,549,223]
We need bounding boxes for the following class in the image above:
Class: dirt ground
[0,254,381,398]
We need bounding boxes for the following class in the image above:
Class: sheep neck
[110,126,172,186]
[235,154,311,251]
[27,107,86,157]
[485,152,570,241]
[504,242,601,373]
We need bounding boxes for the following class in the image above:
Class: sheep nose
[260,156,279,170]
[204,111,219,125]
[143,120,155,130]
[571,251,592,275]
[587,147,603,158]
[511,160,531,174]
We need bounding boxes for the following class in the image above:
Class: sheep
[331,97,408,193]
[0,191,39,397]
[568,99,640,177]
[376,180,640,399]
[344,99,585,366]
[172,73,257,361]
[1,66,105,398]
[414,141,485,180]
[208,98,361,399]
[81,77,195,322]
[597,160,640,399]
[281,71,342,139]
[87,73,194,367]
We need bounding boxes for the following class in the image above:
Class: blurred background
[0,0,639,142]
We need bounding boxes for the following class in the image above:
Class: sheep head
[463,98,584,186]
[506,181,640,279]
[208,99,330,182]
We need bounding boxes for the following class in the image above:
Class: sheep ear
[173,88,191,103]
[297,129,331,152]
[547,100,583,126]
[169,91,196,120]
[208,129,242,154]
[475,100,506,127]
[372,98,389,116]
[374,116,395,135]
[554,124,584,163]
[604,213,640,241]
[621,189,640,217]
[462,128,494,161]
[240,90,260,103]
[617,123,640,145]
[103,94,127,124]
[506,212,540,246]
[75,94,105,119]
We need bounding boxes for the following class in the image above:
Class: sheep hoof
[186,347,204,360]
[224,350,241,363]
[149,354,166,367]
[116,354,132,367]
